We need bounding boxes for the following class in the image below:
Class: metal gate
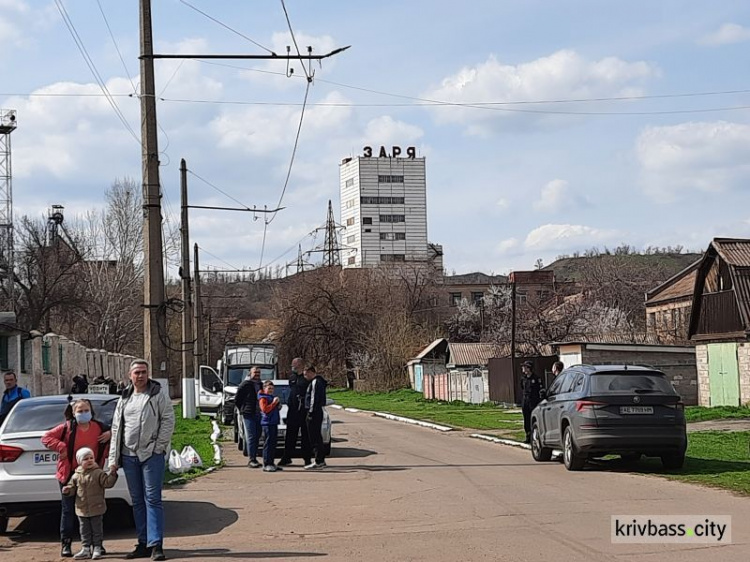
[469,369,484,404]
[708,343,740,406]
[414,364,423,393]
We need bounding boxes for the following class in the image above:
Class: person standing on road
[520,360,544,444]
[258,380,282,472]
[304,366,328,470]
[278,357,312,467]
[234,366,263,469]
[62,447,118,560]
[42,399,112,558]
[108,360,174,561]
[1,371,31,424]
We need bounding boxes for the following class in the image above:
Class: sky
[1,0,750,276]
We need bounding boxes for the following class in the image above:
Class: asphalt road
[3,410,749,561]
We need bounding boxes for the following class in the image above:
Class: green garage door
[708,343,740,407]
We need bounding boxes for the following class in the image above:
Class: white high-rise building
[340,149,434,269]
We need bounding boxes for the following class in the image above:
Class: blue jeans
[122,453,166,548]
[243,414,261,460]
[262,425,278,467]
[60,481,77,541]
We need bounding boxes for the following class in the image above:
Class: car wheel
[0,515,8,533]
[531,423,553,462]
[621,453,642,463]
[562,426,585,471]
[661,451,685,470]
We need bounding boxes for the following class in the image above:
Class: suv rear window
[590,372,676,394]
[2,399,119,433]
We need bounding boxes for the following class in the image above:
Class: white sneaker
[92,546,103,560]
[304,462,317,470]
[73,547,91,560]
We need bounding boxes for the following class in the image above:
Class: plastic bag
[168,449,188,474]
[180,445,203,469]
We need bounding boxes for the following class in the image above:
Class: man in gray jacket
[109,360,174,561]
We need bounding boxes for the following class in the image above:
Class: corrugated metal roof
[645,260,700,305]
[553,333,667,346]
[713,238,750,267]
[415,338,447,360]
[447,343,500,367]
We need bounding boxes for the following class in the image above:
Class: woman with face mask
[42,399,112,558]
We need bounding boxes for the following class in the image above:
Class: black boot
[151,544,166,561]
[125,543,152,559]
[61,538,73,558]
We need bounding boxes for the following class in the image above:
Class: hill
[544,252,702,282]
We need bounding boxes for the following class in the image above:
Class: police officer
[520,361,544,444]
[1,371,31,424]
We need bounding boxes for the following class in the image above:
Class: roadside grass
[165,405,219,484]
[329,388,523,431]
[685,406,750,423]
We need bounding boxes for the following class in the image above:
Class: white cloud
[496,198,509,212]
[699,23,750,46]
[523,224,619,252]
[497,237,519,254]
[362,115,423,147]
[423,50,658,134]
[636,121,750,202]
[534,179,569,212]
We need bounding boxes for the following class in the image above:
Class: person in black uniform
[235,366,264,468]
[278,357,311,467]
[520,360,544,444]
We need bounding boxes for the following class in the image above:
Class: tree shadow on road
[165,548,326,559]
[7,501,238,543]
[330,446,377,458]
[588,455,750,477]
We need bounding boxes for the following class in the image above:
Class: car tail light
[575,400,605,412]
[0,444,23,463]
[665,401,685,412]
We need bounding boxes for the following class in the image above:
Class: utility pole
[322,200,341,267]
[193,243,205,373]
[140,0,167,385]
[510,273,517,403]
[180,159,196,418]
[205,311,212,367]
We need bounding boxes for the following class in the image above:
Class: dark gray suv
[530,365,687,471]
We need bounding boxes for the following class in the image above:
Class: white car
[234,380,332,458]
[0,394,133,533]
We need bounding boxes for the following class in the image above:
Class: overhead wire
[95,0,138,94]
[53,0,141,146]
[198,245,243,272]
[187,170,255,211]
[178,0,276,55]
[280,0,312,81]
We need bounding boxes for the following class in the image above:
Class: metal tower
[0,109,17,300]
[322,200,341,267]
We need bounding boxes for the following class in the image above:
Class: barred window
[380,232,406,241]
[378,175,404,183]
[361,196,405,205]
[379,214,405,223]
[345,178,355,187]
[380,254,405,262]
[346,217,355,226]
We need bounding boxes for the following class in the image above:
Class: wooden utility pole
[193,243,205,372]
[140,0,167,384]
[510,273,517,402]
[180,159,196,418]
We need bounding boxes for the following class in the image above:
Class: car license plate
[620,406,654,415]
[33,452,59,465]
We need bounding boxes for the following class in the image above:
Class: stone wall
[695,344,710,406]
[581,346,698,405]
[738,343,750,406]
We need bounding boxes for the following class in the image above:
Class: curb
[329,404,343,410]
[372,412,453,432]
[211,420,222,465]
[470,434,563,458]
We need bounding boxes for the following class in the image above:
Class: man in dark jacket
[303,366,328,469]
[1,371,31,424]
[234,366,263,468]
[279,357,311,467]
[520,360,544,444]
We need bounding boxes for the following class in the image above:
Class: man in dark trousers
[304,366,328,470]
[520,361,544,444]
[278,357,311,467]
[234,366,263,468]
[1,371,31,424]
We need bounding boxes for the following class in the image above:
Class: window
[345,178,354,187]
[380,232,391,241]
[364,228,372,233]
[395,232,406,240]
[361,196,405,205]
[347,256,356,265]
[346,217,355,226]
[380,254,405,262]
[346,235,356,244]
[378,175,404,183]
[380,232,406,241]
[379,214,405,223]
[450,292,462,306]
[345,198,356,209]
[471,292,484,305]
[362,217,373,225]
[546,372,570,397]
[516,290,528,304]
[560,372,581,394]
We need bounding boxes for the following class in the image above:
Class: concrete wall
[737,343,750,406]
[580,346,698,405]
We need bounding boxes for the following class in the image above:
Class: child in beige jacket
[62,447,118,560]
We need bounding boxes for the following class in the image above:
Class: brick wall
[738,343,750,406]
[696,345,710,406]
[581,347,698,405]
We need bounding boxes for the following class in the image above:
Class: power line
[178,0,276,55]
[198,245,244,272]
[95,0,137,93]
[53,0,141,146]
[280,0,312,81]
[187,169,256,211]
